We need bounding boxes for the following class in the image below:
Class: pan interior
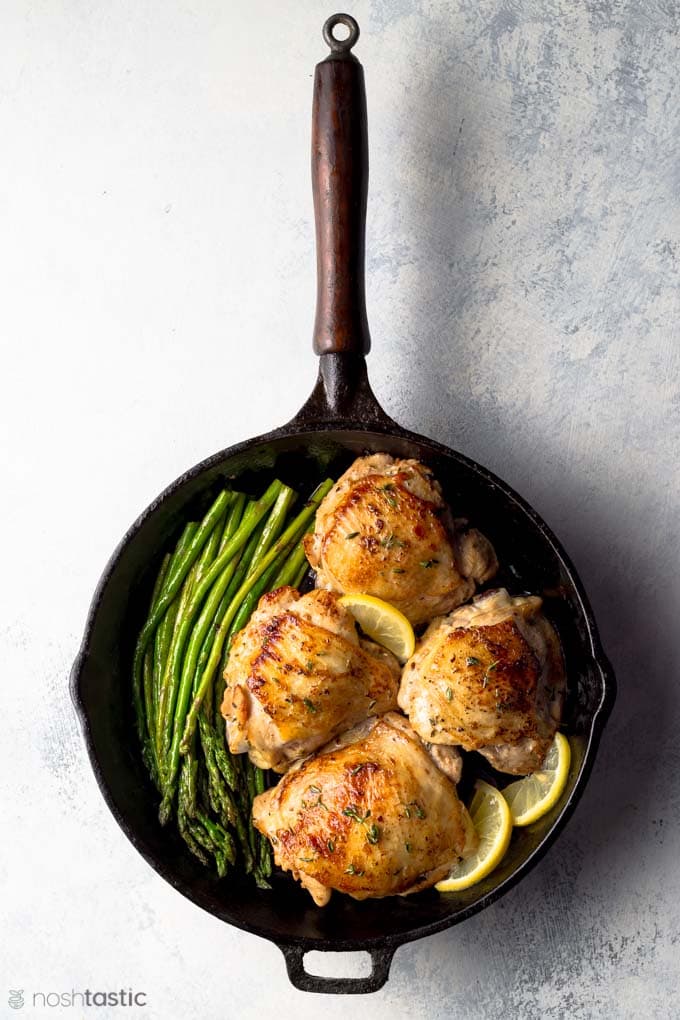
[75,427,609,947]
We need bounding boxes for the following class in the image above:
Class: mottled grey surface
[2,1,679,1017]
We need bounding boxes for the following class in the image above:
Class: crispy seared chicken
[304,454,497,626]
[221,587,400,773]
[398,588,565,774]
[252,712,478,905]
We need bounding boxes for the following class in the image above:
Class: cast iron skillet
[70,14,616,994]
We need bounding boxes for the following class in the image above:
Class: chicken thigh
[398,589,565,774]
[304,454,497,626]
[252,712,478,905]
[221,587,400,773]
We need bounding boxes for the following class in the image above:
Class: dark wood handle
[312,14,371,356]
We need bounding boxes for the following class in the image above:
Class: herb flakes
[381,533,406,549]
[343,804,380,843]
[366,823,381,845]
[345,863,364,876]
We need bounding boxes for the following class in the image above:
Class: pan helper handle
[311,14,371,356]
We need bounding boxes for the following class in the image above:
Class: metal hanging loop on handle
[323,13,360,55]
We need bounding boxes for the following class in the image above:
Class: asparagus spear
[151,524,199,724]
[132,492,232,740]
[157,531,219,765]
[156,559,200,794]
[138,553,172,785]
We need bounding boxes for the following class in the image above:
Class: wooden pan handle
[312,14,371,356]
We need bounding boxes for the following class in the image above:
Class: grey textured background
[2,1,679,1017]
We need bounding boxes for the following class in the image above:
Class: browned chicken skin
[398,589,565,774]
[221,587,400,773]
[304,454,498,626]
[252,713,478,905]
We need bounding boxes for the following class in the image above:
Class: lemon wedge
[502,732,572,827]
[338,593,415,663]
[435,779,512,892]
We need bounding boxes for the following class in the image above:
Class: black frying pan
[70,14,616,994]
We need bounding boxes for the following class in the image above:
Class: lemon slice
[502,732,572,827]
[435,779,512,892]
[338,593,415,662]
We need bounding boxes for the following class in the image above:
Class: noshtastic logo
[20,989,147,1008]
